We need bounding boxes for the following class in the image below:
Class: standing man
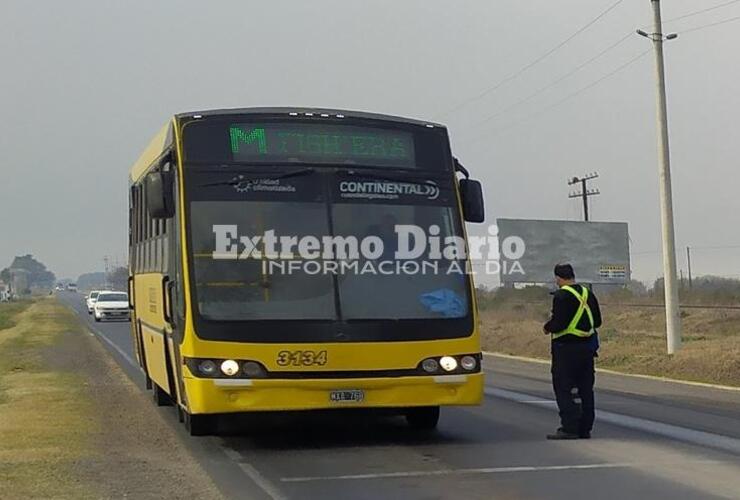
[543,263,602,440]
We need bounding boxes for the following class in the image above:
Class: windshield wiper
[200,167,315,187]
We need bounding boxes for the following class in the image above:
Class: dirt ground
[0,299,223,499]
[479,300,740,387]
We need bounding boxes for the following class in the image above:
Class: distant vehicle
[55,284,64,291]
[85,291,101,314]
[66,283,78,292]
[93,292,130,322]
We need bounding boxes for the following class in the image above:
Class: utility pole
[568,172,600,221]
[686,246,693,289]
[103,256,111,290]
[637,0,681,354]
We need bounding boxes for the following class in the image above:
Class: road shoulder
[0,298,223,499]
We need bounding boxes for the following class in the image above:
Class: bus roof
[174,107,445,129]
[130,108,447,183]
[129,120,173,183]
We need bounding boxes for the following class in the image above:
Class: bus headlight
[421,358,439,373]
[242,361,266,378]
[439,356,458,372]
[460,355,477,371]
[220,359,240,376]
[198,360,217,376]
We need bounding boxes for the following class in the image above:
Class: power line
[435,0,626,119]
[466,48,650,143]
[681,14,740,34]
[632,244,740,254]
[664,0,740,24]
[472,31,634,129]
[687,244,740,250]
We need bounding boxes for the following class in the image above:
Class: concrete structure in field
[497,218,630,286]
[8,268,30,296]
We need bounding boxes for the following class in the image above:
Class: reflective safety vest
[551,285,595,340]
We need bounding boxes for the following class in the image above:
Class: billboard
[496,218,630,285]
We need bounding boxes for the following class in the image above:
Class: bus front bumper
[183,372,484,414]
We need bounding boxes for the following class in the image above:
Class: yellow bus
[128,108,486,435]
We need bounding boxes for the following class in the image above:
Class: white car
[85,291,101,314]
[93,291,130,322]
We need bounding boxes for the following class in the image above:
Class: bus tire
[184,412,215,436]
[405,406,440,430]
[152,384,172,407]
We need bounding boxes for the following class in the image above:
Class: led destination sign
[229,123,415,167]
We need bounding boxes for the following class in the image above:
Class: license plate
[329,390,364,403]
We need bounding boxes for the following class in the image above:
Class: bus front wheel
[184,412,216,436]
[405,406,440,430]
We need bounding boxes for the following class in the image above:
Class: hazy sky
[1,0,738,283]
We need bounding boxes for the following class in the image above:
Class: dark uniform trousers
[551,341,595,435]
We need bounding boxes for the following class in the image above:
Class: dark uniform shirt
[544,284,602,343]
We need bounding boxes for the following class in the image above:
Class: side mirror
[145,170,174,218]
[459,178,485,223]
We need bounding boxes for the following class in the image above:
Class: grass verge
[0,298,96,498]
[0,299,33,330]
[480,299,740,387]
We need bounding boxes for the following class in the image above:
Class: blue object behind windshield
[419,289,466,318]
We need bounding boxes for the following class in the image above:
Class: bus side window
[133,185,141,273]
[128,187,134,249]
[139,183,145,273]
[129,186,136,271]
[162,217,168,274]
[143,180,151,272]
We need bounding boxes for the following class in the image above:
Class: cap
[554,263,575,280]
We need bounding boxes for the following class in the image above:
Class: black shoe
[578,432,591,439]
[546,428,579,440]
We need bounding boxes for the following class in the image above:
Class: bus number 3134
[276,350,328,367]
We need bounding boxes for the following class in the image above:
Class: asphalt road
[59,292,740,500]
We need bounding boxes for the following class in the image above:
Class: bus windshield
[187,169,470,324]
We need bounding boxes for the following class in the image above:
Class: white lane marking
[483,352,740,392]
[486,387,740,456]
[222,447,288,500]
[59,300,138,368]
[91,326,138,368]
[280,460,728,483]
